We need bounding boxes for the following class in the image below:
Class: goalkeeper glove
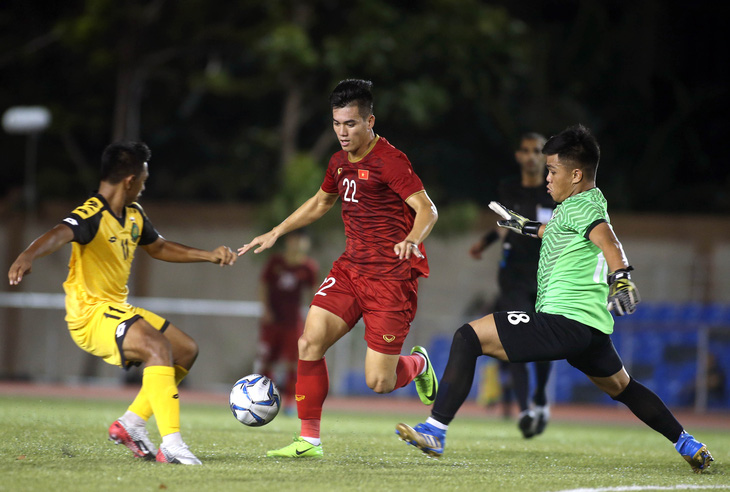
[488,201,542,237]
[607,267,641,316]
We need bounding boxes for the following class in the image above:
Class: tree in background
[0,0,727,212]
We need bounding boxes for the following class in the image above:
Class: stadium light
[2,106,52,212]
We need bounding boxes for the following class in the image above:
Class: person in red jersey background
[255,229,318,415]
[239,79,439,458]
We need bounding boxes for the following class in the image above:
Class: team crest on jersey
[337,167,343,175]
[382,334,396,343]
[358,169,369,180]
[131,223,140,242]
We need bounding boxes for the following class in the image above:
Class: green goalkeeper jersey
[535,187,614,334]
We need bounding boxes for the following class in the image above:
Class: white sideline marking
[558,486,730,492]
[0,292,262,317]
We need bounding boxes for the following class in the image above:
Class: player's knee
[453,323,484,358]
[591,373,630,398]
[180,333,198,357]
[604,378,630,398]
[180,337,199,366]
[297,335,310,356]
[366,374,395,394]
[297,333,324,359]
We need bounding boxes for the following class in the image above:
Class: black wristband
[523,221,542,236]
[608,266,634,284]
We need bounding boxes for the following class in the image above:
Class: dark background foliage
[1,0,728,212]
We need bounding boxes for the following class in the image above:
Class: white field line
[557,485,730,492]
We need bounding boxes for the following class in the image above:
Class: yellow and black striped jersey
[60,194,160,329]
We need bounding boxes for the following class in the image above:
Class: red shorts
[310,262,418,355]
[258,321,302,365]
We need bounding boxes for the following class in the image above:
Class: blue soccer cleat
[675,431,713,473]
[395,422,445,457]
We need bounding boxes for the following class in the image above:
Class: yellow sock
[128,365,189,421]
[143,365,180,437]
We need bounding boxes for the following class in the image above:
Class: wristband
[523,221,542,236]
[608,266,634,284]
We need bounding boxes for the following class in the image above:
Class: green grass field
[1,395,727,492]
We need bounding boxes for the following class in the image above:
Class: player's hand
[8,255,33,285]
[211,246,237,267]
[394,239,424,260]
[238,231,279,256]
[607,268,641,316]
[488,201,541,237]
[469,240,485,260]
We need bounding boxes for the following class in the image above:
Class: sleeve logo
[63,217,78,226]
[358,169,369,180]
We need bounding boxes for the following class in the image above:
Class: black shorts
[495,287,536,313]
[493,311,623,377]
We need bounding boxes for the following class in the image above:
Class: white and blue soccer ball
[229,374,281,426]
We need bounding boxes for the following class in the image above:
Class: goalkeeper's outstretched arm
[489,201,546,238]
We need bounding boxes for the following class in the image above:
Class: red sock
[301,419,321,440]
[296,358,329,438]
[394,354,425,390]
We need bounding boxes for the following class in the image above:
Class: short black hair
[329,79,374,119]
[100,142,151,184]
[542,124,600,179]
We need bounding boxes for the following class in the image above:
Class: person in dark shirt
[469,132,554,438]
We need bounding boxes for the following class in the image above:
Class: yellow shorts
[67,302,169,369]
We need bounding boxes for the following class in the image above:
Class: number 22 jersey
[320,136,429,280]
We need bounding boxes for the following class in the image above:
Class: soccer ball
[229,374,281,426]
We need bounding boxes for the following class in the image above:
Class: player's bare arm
[142,237,236,267]
[394,191,438,260]
[238,189,338,256]
[589,221,640,315]
[587,222,629,271]
[8,224,74,285]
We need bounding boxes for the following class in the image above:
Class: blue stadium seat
[678,302,703,323]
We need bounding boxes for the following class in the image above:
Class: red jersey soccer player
[239,79,439,458]
[255,230,318,414]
